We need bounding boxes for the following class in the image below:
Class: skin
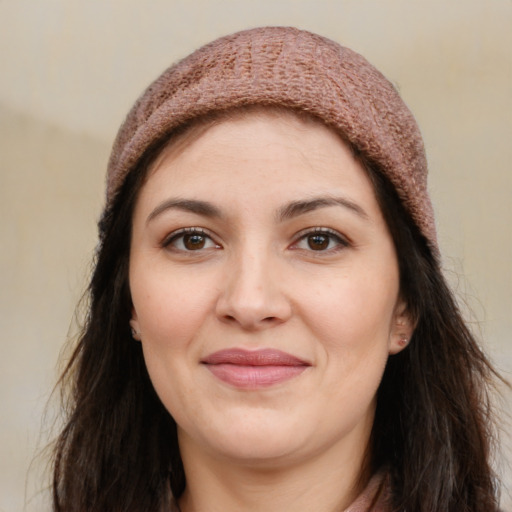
[129,111,413,512]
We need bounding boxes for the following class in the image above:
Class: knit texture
[106,26,437,254]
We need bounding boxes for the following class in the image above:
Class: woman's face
[129,111,412,470]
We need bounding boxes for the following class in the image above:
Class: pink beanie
[106,26,437,254]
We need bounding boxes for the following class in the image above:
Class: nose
[215,249,292,331]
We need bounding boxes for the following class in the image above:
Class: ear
[129,310,141,341]
[389,300,415,355]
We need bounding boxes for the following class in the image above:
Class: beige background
[1,1,510,510]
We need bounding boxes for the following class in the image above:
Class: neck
[177,429,373,512]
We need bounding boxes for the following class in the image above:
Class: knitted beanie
[106,26,437,254]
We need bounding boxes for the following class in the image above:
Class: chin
[178,409,314,465]
[211,433,308,466]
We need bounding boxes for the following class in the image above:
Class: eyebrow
[146,198,223,224]
[146,195,368,225]
[277,196,369,222]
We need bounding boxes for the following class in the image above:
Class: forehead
[149,109,363,180]
[150,105,342,169]
[134,108,382,224]
[148,107,354,173]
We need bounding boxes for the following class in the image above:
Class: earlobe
[389,337,411,355]
[389,329,413,355]
[389,303,415,355]
[129,315,141,341]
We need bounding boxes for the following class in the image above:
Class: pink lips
[201,348,310,389]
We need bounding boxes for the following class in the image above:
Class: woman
[52,27,505,511]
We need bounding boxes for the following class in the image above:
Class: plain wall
[1,1,510,510]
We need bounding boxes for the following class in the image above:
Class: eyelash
[291,228,350,253]
[161,228,220,252]
[161,227,350,254]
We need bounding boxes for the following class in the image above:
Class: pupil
[308,234,329,250]
[184,234,205,250]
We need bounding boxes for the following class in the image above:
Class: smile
[201,348,311,389]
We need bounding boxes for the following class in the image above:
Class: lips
[201,348,310,389]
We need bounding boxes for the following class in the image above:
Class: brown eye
[183,233,206,250]
[292,228,349,253]
[165,228,220,252]
[307,234,329,250]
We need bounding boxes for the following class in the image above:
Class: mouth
[201,348,311,389]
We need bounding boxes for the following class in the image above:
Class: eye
[163,228,221,252]
[292,228,349,252]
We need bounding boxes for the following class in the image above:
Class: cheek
[131,272,214,417]
[131,267,217,347]
[296,268,399,397]
[304,277,396,413]
[302,274,398,345]
[129,266,218,406]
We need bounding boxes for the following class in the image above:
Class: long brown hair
[52,109,505,511]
